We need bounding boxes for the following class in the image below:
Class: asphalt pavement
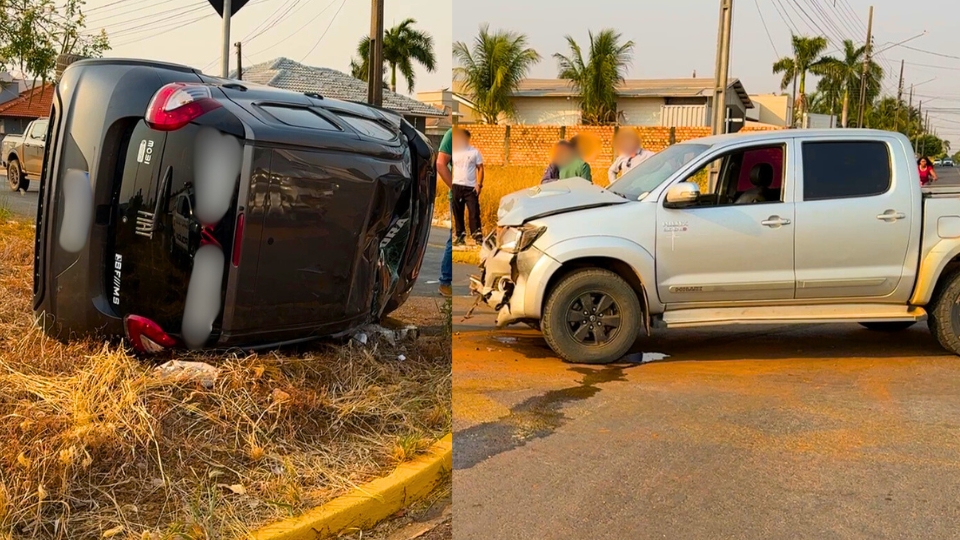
[451,165,960,539]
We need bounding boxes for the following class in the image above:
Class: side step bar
[660,304,926,329]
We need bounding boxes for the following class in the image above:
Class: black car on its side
[33,58,436,353]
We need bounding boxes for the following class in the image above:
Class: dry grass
[0,220,451,539]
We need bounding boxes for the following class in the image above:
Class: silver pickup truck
[471,129,960,364]
[2,117,48,191]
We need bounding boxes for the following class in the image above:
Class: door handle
[761,216,791,228]
[877,210,906,222]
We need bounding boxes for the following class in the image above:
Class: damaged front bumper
[469,234,561,328]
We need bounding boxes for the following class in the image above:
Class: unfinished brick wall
[464,125,782,172]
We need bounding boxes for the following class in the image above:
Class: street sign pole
[856,5,874,128]
[367,0,385,107]
[221,0,232,78]
[711,0,733,136]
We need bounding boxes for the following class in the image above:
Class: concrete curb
[251,434,453,540]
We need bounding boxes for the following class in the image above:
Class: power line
[899,45,960,61]
[106,3,209,38]
[240,0,305,43]
[299,0,347,62]
[753,0,779,58]
[86,0,183,26]
[771,0,802,35]
[243,0,340,56]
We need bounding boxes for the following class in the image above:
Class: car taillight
[232,212,244,267]
[145,83,221,131]
[124,314,177,354]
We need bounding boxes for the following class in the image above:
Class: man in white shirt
[452,129,485,245]
[608,128,655,183]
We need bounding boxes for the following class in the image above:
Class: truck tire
[859,321,917,332]
[542,268,641,364]
[928,269,960,355]
[7,159,28,192]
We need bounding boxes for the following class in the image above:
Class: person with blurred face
[436,128,454,297]
[608,128,655,183]
[452,129,485,245]
[557,140,592,182]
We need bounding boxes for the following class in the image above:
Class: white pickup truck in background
[2,117,48,191]
[472,129,960,364]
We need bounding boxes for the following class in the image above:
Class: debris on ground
[352,324,420,347]
[153,359,220,388]
[494,336,517,344]
[622,352,671,364]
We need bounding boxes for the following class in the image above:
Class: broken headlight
[497,224,546,254]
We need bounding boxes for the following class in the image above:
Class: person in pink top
[919,156,938,186]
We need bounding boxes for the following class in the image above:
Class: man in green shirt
[556,140,592,182]
[437,128,453,297]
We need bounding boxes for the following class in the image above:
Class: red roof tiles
[0,83,54,118]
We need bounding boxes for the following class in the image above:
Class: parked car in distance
[34,58,436,353]
[472,129,960,364]
[2,117,48,191]
[934,158,943,166]
[943,158,954,167]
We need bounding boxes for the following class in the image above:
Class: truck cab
[473,129,960,364]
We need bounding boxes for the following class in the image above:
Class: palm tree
[773,35,830,126]
[554,29,634,125]
[351,18,436,93]
[817,39,883,127]
[453,24,541,124]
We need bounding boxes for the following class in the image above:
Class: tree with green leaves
[773,35,830,126]
[350,18,436,93]
[554,29,634,125]
[453,24,540,124]
[0,0,109,89]
[815,39,882,127]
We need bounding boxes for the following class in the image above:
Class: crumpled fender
[534,235,662,317]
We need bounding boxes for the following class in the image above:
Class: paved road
[451,266,960,538]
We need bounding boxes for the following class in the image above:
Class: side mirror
[664,182,700,208]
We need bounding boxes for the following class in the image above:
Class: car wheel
[859,321,917,332]
[7,159,27,192]
[542,268,641,364]
[928,269,960,355]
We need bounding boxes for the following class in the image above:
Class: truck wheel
[7,159,28,192]
[928,269,960,355]
[542,268,641,364]
[859,321,917,332]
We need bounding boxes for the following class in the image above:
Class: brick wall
[464,124,783,172]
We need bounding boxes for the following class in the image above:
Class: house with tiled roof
[0,83,53,135]
[236,58,444,131]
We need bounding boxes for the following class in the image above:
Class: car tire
[859,321,917,332]
[7,159,27,192]
[542,268,641,364]
[928,269,960,355]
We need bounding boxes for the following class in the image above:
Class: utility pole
[235,42,242,80]
[856,5,874,128]
[220,0,231,77]
[894,59,904,131]
[366,0,385,107]
[711,0,733,136]
[791,67,798,128]
[915,99,923,154]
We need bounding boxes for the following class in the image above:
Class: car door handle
[877,210,906,222]
[761,216,791,228]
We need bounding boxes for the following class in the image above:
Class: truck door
[793,139,916,301]
[24,119,47,174]
[656,141,796,304]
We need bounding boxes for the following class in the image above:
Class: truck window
[259,105,340,131]
[801,141,890,201]
[30,120,47,140]
[679,144,785,208]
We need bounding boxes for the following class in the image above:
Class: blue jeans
[440,226,452,286]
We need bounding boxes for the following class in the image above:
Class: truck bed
[922,185,960,197]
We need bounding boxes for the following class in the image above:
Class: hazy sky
[453,0,960,148]
[82,0,452,97]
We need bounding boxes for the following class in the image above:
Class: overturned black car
[33,58,436,353]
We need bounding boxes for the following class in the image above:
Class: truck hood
[496,178,628,226]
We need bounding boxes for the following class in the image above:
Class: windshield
[608,143,711,200]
